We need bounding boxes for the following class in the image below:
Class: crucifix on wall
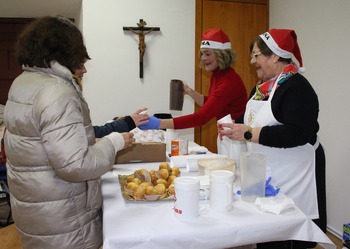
[123,19,160,78]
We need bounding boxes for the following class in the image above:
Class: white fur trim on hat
[298,67,305,73]
[201,40,231,50]
[259,32,293,59]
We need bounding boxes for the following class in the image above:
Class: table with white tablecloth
[101,162,335,249]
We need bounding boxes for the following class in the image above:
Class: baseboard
[326,226,345,248]
[327,225,343,239]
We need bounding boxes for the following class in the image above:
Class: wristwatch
[244,127,253,142]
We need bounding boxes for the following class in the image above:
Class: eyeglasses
[250,51,262,61]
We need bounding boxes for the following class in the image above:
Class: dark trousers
[257,144,327,249]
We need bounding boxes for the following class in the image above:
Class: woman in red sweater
[142,29,247,154]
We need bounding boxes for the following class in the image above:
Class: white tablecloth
[101,162,335,249]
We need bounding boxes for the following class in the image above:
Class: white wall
[81,0,195,139]
[0,0,82,24]
[269,0,350,237]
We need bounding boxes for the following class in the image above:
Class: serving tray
[118,174,174,201]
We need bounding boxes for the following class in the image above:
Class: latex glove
[236,177,280,197]
[138,116,160,130]
[265,177,280,197]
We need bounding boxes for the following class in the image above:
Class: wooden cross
[123,19,160,78]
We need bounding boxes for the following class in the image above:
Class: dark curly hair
[16,15,90,73]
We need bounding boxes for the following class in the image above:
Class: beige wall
[270,0,350,236]
[82,0,196,140]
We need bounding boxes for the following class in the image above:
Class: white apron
[244,75,319,219]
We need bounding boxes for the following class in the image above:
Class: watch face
[244,131,252,140]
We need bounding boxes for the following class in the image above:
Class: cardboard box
[115,142,166,164]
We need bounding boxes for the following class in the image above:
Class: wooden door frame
[0,17,75,105]
[194,0,269,148]
[0,18,35,105]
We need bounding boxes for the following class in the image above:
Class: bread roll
[126,174,135,183]
[132,178,142,185]
[159,162,171,171]
[167,175,177,185]
[156,179,169,188]
[171,166,180,176]
[154,184,166,195]
[145,186,158,195]
[168,184,175,195]
[156,169,169,180]
[126,182,138,191]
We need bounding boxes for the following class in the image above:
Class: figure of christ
[128,28,154,61]
[123,19,160,78]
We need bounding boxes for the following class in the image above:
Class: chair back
[1,128,6,166]
[0,128,6,182]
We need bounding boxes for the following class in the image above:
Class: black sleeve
[123,116,136,130]
[93,116,136,138]
[259,74,319,148]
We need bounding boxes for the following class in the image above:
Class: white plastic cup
[174,176,200,220]
[240,152,266,203]
[217,114,233,130]
[209,170,234,212]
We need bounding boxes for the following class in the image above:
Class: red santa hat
[200,29,231,50]
[259,29,305,72]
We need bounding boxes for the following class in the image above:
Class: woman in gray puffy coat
[3,15,135,249]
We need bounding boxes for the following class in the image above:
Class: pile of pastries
[122,162,181,201]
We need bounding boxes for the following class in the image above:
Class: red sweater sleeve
[173,68,247,129]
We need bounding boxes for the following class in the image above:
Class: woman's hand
[183,82,193,96]
[219,123,261,143]
[138,116,161,130]
[122,132,135,148]
[218,123,248,141]
[131,108,149,126]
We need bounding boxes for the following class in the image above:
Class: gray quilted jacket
[4,62,118,249]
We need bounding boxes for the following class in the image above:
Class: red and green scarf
[254,64,298,100]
